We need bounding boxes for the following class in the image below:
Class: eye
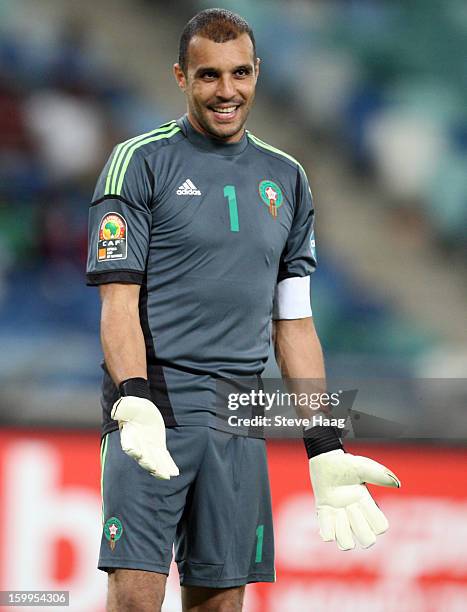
[201,70,217,80]
[235,67,251,77]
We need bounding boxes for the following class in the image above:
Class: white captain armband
[272,276,312,320]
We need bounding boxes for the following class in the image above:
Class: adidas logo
[177,179,201,196]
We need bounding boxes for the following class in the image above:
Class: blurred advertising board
[0,431,465,612]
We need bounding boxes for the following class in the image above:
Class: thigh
[175,430,275,588]
[107,568,167,612]
[99,427,206,574]
[181,584,245,612]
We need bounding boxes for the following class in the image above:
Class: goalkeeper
[87,8,400,612]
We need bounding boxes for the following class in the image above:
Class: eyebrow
[194,64,254,77]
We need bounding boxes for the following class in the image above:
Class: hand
[111,396,179,480]
[309,449,400,550]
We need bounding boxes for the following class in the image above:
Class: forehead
[186,33,255,70]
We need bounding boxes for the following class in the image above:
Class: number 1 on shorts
[255,524,264,562]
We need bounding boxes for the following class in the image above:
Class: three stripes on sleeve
[104,121,180,196]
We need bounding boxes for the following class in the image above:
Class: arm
[272,166,400,550]
[87,146,177,479]
[100,283,147,385]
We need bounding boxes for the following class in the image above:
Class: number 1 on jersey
[223,185,239,232]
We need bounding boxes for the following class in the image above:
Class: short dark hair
[178,8,256,73]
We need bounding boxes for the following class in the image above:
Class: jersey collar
[178,115,248,156]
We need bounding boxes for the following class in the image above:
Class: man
[87,9,400,612]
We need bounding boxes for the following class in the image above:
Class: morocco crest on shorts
[259,180,283,219]
[104,516,123,551]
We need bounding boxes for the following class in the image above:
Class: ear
[254,57,261,82]
[173,63,187,91]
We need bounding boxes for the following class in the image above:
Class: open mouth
[209,105,240,121]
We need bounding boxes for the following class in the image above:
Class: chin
[215,126,241,139]
[208,120,244,140]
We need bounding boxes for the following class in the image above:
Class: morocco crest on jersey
[259,180,283,219]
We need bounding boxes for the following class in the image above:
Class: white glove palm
[309,449,400,550]
[111,396,179,480]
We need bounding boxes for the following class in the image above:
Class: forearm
[274,318,326,417]
[100,285,147,386]
[274,317,325,380]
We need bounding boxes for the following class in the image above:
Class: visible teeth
[213,106,237,113]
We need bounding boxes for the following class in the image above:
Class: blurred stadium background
[0,0,466,610]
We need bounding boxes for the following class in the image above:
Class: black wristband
[303,425,343,459]
[119,377,151,400]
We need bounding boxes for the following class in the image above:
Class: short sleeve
[277,166,317,283]
[86,147,153,286]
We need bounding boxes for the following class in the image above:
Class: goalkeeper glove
[111,377,179,480]
[309,449,401,550]
[305,428,400,550]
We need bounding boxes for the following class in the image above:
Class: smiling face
[173,33,260,143]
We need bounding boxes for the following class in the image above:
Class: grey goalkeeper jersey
[87,115,317,436]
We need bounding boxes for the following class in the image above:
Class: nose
[216,74,236,100]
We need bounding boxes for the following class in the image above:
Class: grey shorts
[98,426,275,588]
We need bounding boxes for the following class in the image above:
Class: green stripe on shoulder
[104,121,178,195]
[115,125,181,195]
[247,132,305,174]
